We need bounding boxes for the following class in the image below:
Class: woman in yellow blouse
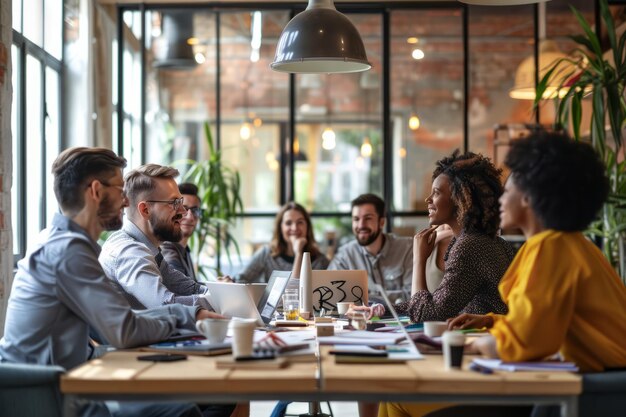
[382,132,626,417]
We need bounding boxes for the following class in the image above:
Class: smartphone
[137,354,188,362]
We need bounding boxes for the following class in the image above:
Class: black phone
[137,354,188,362]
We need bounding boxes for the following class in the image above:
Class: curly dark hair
[433,150,503,237]
[505,131,608,231]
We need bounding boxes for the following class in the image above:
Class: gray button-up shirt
[0,213,199,371]
[99,219,210,310]
[328,233,413,304]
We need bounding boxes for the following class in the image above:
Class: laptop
[374,283,422,359]
[204,271,291,326]
[311,270,368,315]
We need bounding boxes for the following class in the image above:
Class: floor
[250,401,359,417]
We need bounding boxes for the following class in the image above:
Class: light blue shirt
[99,219,210,310]
[0,213,199,370]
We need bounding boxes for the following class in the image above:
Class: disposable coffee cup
[230,318,257,358]
[442,330,465,370]
[196,318,230,344]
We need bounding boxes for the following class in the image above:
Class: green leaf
[570,5,602,58]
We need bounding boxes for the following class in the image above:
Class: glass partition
[390,8,464,212]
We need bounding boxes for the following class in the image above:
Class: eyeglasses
[184,206,202,218]
[100,181,125,193]
[145,197,185,211]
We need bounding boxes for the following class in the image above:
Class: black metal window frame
[114,1,608,264]
[11,23,64,264]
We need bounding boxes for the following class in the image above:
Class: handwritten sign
[311,270,369,314]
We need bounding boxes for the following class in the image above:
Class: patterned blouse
[395,232,514,322]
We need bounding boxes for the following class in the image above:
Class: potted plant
[180,122,244,279]
[535,0,626,282]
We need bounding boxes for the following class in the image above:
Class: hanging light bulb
[240,122,252,140]
[322,127,336,150]
[253,117,263,128]
[409,114,421,130]
[294,136,301,155]
[398,147,407,159]
[411,48,425,60]
[360,137,372,158]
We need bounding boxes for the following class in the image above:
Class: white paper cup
[230,318,257,358]
[196,318,230,344]
[442,331,466,370]
[424,321,448,338]
[336,302,351,315]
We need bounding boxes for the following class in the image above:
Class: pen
[469,362,494,375]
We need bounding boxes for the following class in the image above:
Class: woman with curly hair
[449,132,626,372]
[393,150,514,322]
[236,202,329,284]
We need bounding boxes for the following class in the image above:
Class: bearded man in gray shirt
[0,147,224,417]
[329,194,413,308]
[100,165,211,310]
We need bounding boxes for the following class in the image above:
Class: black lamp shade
[271,0,371,73]
[154,11,197,70]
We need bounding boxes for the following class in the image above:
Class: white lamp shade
[509,40,571,100]
[271,0,371,73]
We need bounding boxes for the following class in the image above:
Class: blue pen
[469,362,494,375]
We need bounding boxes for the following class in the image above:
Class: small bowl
[424,321,448,337]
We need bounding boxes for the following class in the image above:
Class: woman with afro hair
[448,132,626,373]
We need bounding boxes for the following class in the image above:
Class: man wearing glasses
[161,182,202,281]
[100,164,211,310]
[0,148,222,417]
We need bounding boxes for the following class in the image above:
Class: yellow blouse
[490,230,626,372]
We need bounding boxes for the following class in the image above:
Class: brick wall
[0,0,13,336]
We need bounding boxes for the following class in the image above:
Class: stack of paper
[318,330,406,346]
[472,358,579,372]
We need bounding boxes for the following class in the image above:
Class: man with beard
[161,183,201,280]
[99,164,211,310]
[0,147,220,417]
[328,194,413,309]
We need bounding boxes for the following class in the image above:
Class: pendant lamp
[154,11,197,69]
[459,0,550,5]
[509,40,570,100]
[271,0,371,74]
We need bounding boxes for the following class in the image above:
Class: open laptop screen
[258,270,292,324]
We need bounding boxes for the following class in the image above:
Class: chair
[579,370,626,416]
[0,362,65,417]
[531,370,626,417]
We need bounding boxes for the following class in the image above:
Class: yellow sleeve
[490,240,578,362]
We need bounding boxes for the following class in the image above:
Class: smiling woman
[394,151,514,323]
[235,202,330,285]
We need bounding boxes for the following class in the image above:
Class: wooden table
[61,348,581,417]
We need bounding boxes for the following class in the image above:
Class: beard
[355,227,381,247]
[150,212,183,243]
[98,195,123,231]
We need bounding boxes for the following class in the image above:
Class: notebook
[204,270,291,326]
[311,270,368,314]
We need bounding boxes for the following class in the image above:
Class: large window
[11,0,63,261]
[115,1,611,278]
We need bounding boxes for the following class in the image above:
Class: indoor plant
[535,0,626,282]
[180,122,244,279]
